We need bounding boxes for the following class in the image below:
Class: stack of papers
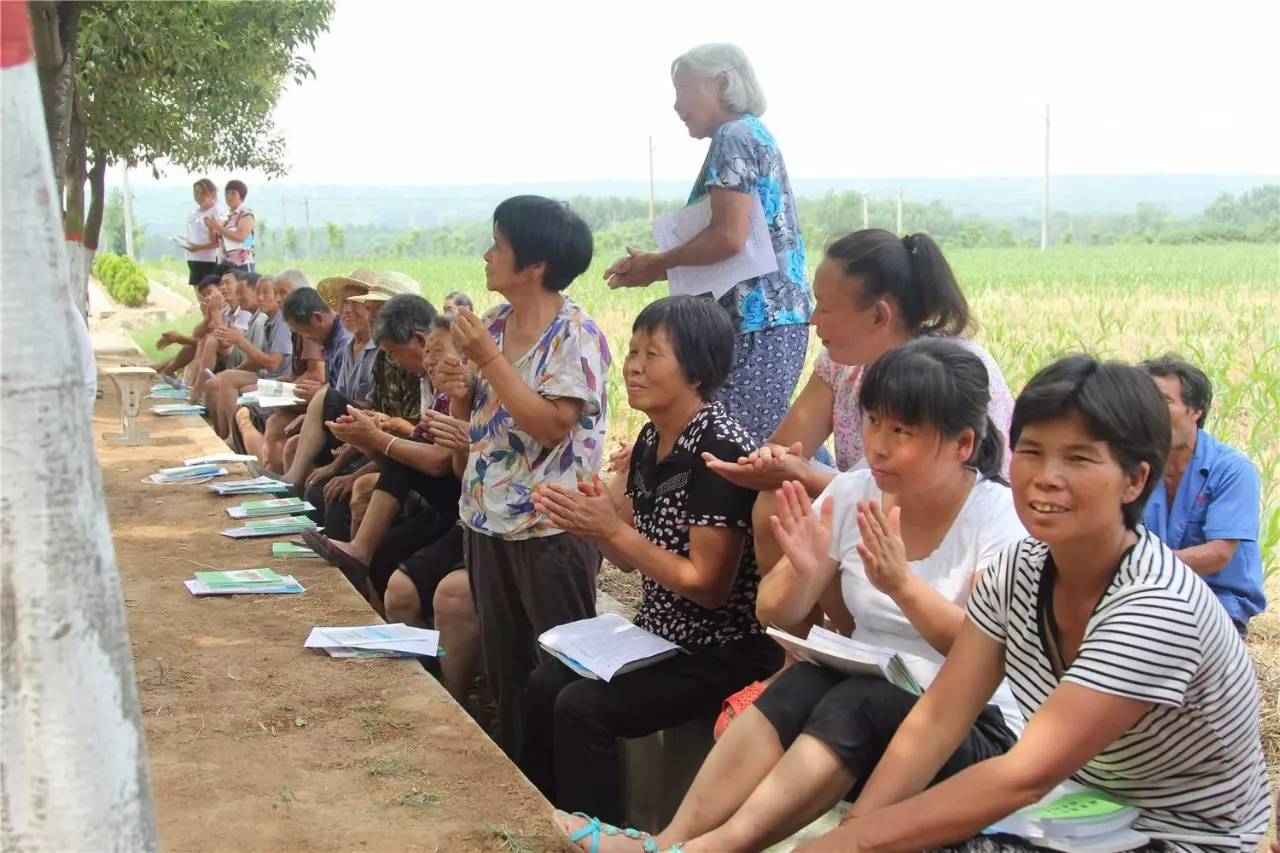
[987,783,1146,852]
[765,625,936,696]
[185,568,304,596]
[153,403,206,416]
[221,516,318,539]
[227,497,314,519]
[651,195,779,299]
[254,379,304,409]
[147,463,229,484]
[148,387,189,400]
[184,453,258,466]
[539,613,683,682]
[273,541,320,558]
[210,476,291,496]
[305,624,440,658]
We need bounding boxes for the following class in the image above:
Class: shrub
[94,252,150,307]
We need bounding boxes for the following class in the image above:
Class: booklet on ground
[153,403,206,415]
[221,517,318,539]
[227,497,313,519]
[147,464,229,484]
[764,625,935,695]
[210,476,291,496]
[148,387,188,400]
[186,570,304,596]
[538,612,683,682]
[305,624,440,658]
[273,541,319,558]
[184,452,257,466]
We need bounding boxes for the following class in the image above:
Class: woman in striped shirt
[800,355,1269,853]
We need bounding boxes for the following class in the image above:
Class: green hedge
[92,252,150,307]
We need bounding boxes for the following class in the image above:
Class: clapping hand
[421,409,470,450]
[325,405,383,454]
[855,500,912,597]
[703,441,807,491]
[449,308,501,368]
[607,440,633,475]
[214,326,246,348]
[770,480,835,582]
[532,476,621,540]
[432,354,473,400]
[604,246,664,289]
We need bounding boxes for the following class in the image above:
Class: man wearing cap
[278,270,412,489]
[301,274,428,536]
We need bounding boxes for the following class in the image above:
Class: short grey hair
[373,294,438,346]
[671,43,767,117]
[274,268,311,293]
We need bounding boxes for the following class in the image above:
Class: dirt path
[93,352,562,852]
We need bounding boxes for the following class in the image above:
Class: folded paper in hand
[539,613,682,682]
[254,379,304,409]
[765,625,936,695]
[651,194,778,299]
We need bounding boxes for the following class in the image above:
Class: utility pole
[304,197,312,259]
[647,134,656,222]
[860,191,870,230]
[896,188,904,235]
[120,164,134,260]
[1041,102,1050,251]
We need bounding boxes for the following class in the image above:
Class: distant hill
[123,174,1276,233]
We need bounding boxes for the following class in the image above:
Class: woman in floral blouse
[604,43,812,445]
[526,295,782,829]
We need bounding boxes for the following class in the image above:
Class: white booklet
[184,452,258,466]
[539,612,682,682]
[651,194,778,299]
[305,623,440,658]
[765,625,937,695]
[255,378,303,408]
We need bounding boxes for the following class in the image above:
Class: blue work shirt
[1143,429,1266,624]
[321,316,352,389]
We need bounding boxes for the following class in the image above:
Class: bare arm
[770,374,837,459]
[1174,540,1238,575]
[218,213,255,243]
[475,353,584,448]
[380,434,454,478]
[657,187,752,271]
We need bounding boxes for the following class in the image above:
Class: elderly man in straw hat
[299,272,431,537]
[276,269,422,492]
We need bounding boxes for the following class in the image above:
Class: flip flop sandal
[713,680,767,741]
[301,529,370,591]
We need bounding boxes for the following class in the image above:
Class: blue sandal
[563,812,649,853]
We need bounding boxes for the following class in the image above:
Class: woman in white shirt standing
[206,178,255,273]
[558,338,1027,853]
[183,178,222,285]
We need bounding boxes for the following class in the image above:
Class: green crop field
[140,243,1280,575]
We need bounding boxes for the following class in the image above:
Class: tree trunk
[85,151,106,247]
[0,5,158,848]
[29,0,80,196]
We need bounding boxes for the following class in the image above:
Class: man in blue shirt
[1142,354,1266,636]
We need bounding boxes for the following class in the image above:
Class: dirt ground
[93,358,565,853]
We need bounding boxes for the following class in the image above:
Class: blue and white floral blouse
[689,114,812,334]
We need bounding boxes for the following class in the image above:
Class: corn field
[140,243,1280,575]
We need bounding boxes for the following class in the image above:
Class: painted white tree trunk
[64,239,90,320]
[0,13,158,851]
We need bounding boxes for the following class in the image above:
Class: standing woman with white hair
[605,43,812,444]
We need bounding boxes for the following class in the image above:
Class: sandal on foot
[556,810,649,853]
[714,680,766,741]
[301,529,370,590]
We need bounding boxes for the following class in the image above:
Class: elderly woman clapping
[605,43,812,445]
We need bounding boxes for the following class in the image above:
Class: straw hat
[316,268,379,310]
[347,270,423,304]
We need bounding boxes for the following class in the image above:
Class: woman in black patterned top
[525,296,783,828]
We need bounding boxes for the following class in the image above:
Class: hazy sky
[140,0,1279,187]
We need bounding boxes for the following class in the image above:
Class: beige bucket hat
[346,270,423,303]
[316,268,379,310]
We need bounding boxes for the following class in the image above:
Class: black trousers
[754,663,1016,803]
[521,632,782,826]
[464,530,600,763]
[366,457,461,594]
[187,260,219,285]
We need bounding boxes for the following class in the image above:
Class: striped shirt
[967,529,1269,852]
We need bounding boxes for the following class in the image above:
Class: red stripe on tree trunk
[1,1,33,68]
[65,232,84,242]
